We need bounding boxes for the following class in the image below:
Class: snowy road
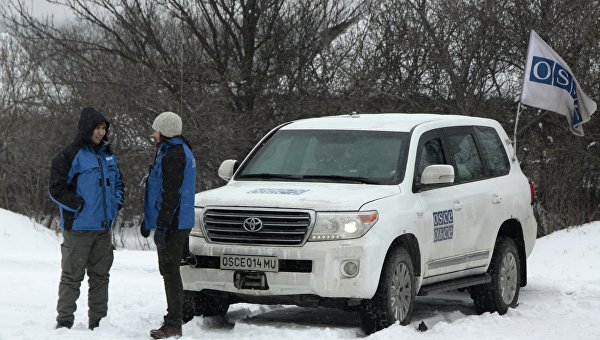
[0,208,599,339]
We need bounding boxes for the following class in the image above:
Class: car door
[472,125,513,253]
[441,126,494,269]
[413,129,473,277]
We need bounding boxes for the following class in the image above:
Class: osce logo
[433,210,453,242]
[529,56,583,125]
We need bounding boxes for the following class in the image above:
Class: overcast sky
[0,0,74,32]
[28,0,74,22]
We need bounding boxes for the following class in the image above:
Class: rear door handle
[453,201,463,210]
[492,194,502,204]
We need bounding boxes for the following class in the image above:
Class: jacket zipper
[96,150,109,229]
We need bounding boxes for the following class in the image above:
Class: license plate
[220,255,279,272]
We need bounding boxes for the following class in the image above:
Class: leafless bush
[0,0,599,238]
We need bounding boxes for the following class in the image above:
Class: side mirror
[218,159,239,181]
[421,165,455,185]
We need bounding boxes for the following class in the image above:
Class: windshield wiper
[236,173,303,181]
[301,175,381,184]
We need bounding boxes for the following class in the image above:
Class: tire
[360,247,415,334]
[183,290,230,323]
[470,237,520,315]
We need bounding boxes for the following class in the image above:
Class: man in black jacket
[49,107,124,330]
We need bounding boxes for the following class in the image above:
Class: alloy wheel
[390,262,412,321]
[499,252,518,304]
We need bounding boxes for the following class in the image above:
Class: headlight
[190,207,205,238]
[309,211,378,241]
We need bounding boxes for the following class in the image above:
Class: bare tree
[1,0,599,236]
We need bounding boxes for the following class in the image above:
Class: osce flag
[520,30,596,136]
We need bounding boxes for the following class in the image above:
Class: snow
[1,207,599,339]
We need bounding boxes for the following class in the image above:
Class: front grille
[203,208,312,246]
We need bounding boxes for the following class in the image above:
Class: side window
[414,133,447,185]
[474,126,510,176]
[446,131,485,183]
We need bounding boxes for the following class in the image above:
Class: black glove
[140,221,150,238]
[154,226,169,250]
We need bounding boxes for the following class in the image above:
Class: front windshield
[236,129,410,185]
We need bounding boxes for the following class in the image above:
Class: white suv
[181,113,537,333]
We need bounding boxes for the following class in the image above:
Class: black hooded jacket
[75,107,111,146]
[48,107,124,230]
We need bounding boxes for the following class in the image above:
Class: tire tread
[470,236,520,315]
[360,247,415,334]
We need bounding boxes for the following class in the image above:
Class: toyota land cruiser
[181,113,537,333]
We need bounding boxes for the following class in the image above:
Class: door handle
[492,194,502,204]
[453,201,463,210]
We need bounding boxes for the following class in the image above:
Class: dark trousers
[56,230,114,325]
[157,229,191,324]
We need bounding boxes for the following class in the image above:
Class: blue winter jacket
[49,108,124,230]
[143,136,196,231]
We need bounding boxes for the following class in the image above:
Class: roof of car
[281,113,496,132]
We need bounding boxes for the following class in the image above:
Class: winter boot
[150,321,182,339]
[55,321,73,329]
[89,318,101,330]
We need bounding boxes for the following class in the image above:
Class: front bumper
[181,233,387,299]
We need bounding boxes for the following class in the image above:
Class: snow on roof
[281,113,496,132]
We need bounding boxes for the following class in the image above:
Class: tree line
[0,0,598,239]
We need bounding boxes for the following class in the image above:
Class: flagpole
[513,30,532,162]
[512,102,523,162]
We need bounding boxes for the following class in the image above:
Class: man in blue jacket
[49,107,124,330]
[141,111,196,339]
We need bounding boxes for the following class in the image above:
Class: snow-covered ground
[0,207,599,340]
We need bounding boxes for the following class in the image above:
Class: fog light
[341,260,359,278]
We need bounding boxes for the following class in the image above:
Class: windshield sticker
[248,188,309,195]
[433,209,454,242]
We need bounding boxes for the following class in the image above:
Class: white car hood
[195,181,400,211]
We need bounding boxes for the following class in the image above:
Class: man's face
[153,131,161,144]
[92,122,107,145]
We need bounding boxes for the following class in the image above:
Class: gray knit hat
[152,111,182,138]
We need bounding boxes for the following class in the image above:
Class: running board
[418,273,491,296]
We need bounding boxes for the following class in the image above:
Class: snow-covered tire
[360,247,415,334]
[470,237,520,315]
[183,290,230,323]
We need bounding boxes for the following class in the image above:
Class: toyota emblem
[243,217,263,232]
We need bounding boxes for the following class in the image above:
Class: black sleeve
[49,144,83,211]
[157,145,186,228]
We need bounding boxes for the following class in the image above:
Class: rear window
[474,126,510,176]
[446,132,485,182]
